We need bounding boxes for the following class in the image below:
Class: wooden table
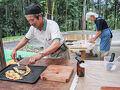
[66,41,95,60]
[0,58,77,90]
[76,60,120,90]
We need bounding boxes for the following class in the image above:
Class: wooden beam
[0,30,6,70]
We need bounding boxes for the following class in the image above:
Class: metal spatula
[13,67,24,77]
[16,62,27,71]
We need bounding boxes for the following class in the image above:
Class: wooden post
[0,30,6,70]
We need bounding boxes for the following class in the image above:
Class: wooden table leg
[89,50,93,56]
[80,51,85,60]
[77,51,85,76]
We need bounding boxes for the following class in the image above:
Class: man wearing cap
[11,4,70,65]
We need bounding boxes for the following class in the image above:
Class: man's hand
[11,50,17,60]
[11,37,29,61]
[89,38,95,43]
[28,54,43,65]
[29,56,36,65]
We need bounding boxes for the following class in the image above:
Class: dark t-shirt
[94,17,112,38]
[94,17,109,31]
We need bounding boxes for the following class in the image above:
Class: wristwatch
[39,52,45,57]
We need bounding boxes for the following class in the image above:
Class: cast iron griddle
[0,64,47,83]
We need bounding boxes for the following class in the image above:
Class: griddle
[0,64,47,83]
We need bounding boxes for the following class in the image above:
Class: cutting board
[40,65,74,82]
[101,86,120,90]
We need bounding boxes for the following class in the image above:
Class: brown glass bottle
[77,61,85,77]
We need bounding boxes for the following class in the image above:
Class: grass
[4,49,38,62]
[2,35,24,41]
[25,45,34,49]
[25,45,44,50]
[2,36,39,62]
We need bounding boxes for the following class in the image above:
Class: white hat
[86,12,98,20]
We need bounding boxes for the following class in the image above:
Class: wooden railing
[64,34,95,41]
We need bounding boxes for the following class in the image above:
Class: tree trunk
[114,0,117,29]
[72,16,74,30]
[65,0,68,31]
[98,0,101,15]
[91,0,95,11]
[47,0,51,19]
[82,0,86,30]
[86,0,89,30]
[0,30,6,70]
[5,5,7,20]
[105,0,108,19]
[78,0,82,30]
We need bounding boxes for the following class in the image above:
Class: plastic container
[104,56,120,71]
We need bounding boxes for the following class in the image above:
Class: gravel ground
[3,30,120,60]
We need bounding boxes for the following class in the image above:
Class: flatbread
[5,66,31,80]
[5,70,23,80]
[24,66,31,75]
[13,66,31,76]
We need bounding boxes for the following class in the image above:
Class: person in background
[11,4,70,65]
[86,12,113,60]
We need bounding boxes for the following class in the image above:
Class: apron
[50,43,70,59]
[99,28,111,51]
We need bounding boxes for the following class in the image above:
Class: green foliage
[1,0,46,37]
[0,0,120,37]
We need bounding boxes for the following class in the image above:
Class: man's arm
[43,39,60,56]
[28,39,60,65]
[89,30,101,43]
[14,37,29,51]
[11,37,29,60]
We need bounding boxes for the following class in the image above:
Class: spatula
[16,62,27,71]
[13,67,24,77]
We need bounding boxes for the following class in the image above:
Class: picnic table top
[0,57,77,90]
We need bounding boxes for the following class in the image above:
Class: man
[11,4,70,65]
[86,12,112,60]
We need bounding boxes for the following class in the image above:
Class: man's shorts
[100,51,109,58]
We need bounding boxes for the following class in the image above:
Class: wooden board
[40,65,74,82]
[101,86,120,90]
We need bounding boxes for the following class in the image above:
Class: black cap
[25,4,42,15]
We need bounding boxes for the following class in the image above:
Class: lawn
[4,49,38,62]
